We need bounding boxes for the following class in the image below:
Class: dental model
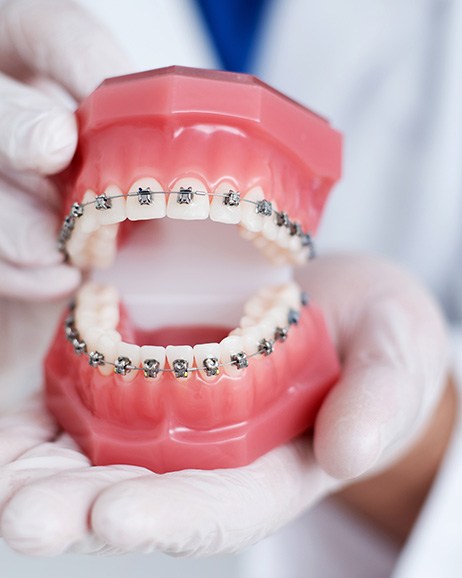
[44,66,342,473]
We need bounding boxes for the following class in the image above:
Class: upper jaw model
[44,66,342,473]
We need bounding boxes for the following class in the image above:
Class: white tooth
[83,327,105,352]
[241,186,265,233]
[209,181,241,224]
[89,234,118,269]
[278,283,301,309]
[70,250,93,269]
[166,345,194,379]
[242,326,267,356]
[289,234,301,253]
[193,343,221,380]
[277,225,291,249]
[116,342,141,381]
[98,304,119,330]
[77,282,103,306]
[219,335,247,377]
[228,327,243,336]
[292,247,310,265]
[257,285,279,302]
[96,330,121,376]
[80,190,99,233]
[267,306,289,328]
[95,185,126,226]
[262,201,280,241]
[167,178,210,220]
[252,234,269,250]
[126,177,166,220]
[140,345,166,378]
[240,315,257,329]
[244,295,269,320]
[66,217,88,264]
[260,241,289,265]
[75,310,98,332]
[97,223,119,241]
[238,226,258,241]
[97,285,120,305]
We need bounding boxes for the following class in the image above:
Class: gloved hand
[0,255,449,556]
[0,0,131,300]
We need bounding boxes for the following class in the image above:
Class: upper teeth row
[58,184,315,262]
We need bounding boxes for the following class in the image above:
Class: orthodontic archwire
[58,187,316,260]
[64,291,310,379]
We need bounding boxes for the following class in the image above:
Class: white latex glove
[0,0,131,300]
[0,255,449,556]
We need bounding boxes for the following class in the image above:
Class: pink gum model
[45,66,342,473]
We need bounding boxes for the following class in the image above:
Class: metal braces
[58,188,316,260]
[64,292,309,379]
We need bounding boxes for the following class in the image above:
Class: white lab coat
[1,0,462,576]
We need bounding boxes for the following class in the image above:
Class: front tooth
[241,186,265,233]
[167,178,210,220]
[219,335,248,377]
[209,181,241,224]
[126,177,166,221]
[116,342,140,381]
[96,330,122,376]
[193,343,221,380]
[140,345,166,378]
[95,184,126,226]
[166,345,194,379]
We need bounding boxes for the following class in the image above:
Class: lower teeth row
[64,291,309,379]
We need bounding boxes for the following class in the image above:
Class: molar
[167,177,210,220]
[126,177,166,221]
[209,181,241,224]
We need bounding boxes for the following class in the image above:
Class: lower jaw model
[44,67,342,473]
